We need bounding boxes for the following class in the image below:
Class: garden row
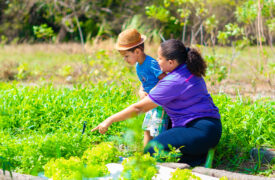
[0,82,274,177]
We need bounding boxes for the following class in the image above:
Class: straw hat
[115,29,146,51]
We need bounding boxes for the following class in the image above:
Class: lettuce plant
[120,153,158,180]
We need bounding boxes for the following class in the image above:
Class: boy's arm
[139,85,148,99]
[158,72,166,80]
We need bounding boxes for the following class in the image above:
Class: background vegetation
[0,0,275,47]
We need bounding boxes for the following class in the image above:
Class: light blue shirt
[136,55,163,93]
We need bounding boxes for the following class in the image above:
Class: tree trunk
[200,24,203,45]
[56,25,67,43]
[182,19,187,43]
[269,31,273,49]
[74,14,84,46]
[257,0,263,61]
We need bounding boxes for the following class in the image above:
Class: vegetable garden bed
[0,83,274,179]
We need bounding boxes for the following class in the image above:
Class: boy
[115,29,169,146]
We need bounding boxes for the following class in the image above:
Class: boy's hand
[91,118,112,134]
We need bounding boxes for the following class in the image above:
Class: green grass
[214,94,274,173]
[0,44,274,86]
[0,44,137,83]
[200,45,275,82]
[0,82,142,174]
[0,82,274,176]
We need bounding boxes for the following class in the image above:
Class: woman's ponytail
[186,48,207,77]
[160,39,207,77]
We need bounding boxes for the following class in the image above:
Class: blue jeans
[144,117,222,167]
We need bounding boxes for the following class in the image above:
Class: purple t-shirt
[148,64,220,128]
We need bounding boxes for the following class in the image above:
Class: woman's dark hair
[160,39,206,77]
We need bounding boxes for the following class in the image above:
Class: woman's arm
[91,96,158,134]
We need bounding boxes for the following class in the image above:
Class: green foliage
[0,156,13,178]
[216,23,249,74]
[0,81,274,176]
[58,65,73,77]
[217,23,246,46]
[262,0,275,18]
[0,35,8,46]
[145,0,203,39]
[234,0,275,46]
[213,95,275,168]
[268,61,275,74]
[120,153,158,180]
[33,24,55,41]
[16,63,30,80]
[235,0,257,24]
[219,176,229,180]
[82,142,120,165]
[44,157,83,180]
[266,18,275,33]
[145,5,170,22]
[121,116,145,156]
[205,15,219,33]
[152,144,183,163]
[0,0,275,45]
[145,0,232,42]
[0,82,137,174]
[122,15,161,42]
[205,55,227,84]
[44,142,121,179]
[44,156,109,180]
[169,168,201,180]
[0,0,152,43]
[217,32,228,45]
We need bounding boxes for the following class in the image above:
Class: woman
[92,39,222,166]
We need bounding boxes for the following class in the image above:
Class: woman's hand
[138,86,148,99]
[91,118,113,134]
[139,90,148,99]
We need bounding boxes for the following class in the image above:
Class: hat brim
[115,35,147,51]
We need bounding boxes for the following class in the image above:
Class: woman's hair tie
[186,47,190,53]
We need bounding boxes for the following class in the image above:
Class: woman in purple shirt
[92,39,222,166]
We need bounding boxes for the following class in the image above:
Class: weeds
[214,94,274,173]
